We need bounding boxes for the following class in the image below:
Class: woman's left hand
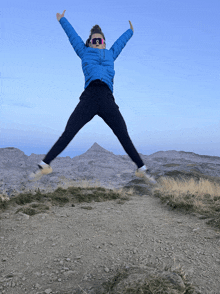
[129,20,134,32]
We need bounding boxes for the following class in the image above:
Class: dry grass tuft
[152,176,220,230]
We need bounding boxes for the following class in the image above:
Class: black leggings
[43,79,144,169]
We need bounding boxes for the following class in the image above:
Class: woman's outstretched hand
[56,10,66,21]
[129,20,134,32]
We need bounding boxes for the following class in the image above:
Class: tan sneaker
[135,168,157,185]
[28,163,53,182]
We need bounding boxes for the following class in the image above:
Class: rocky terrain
[1,142,220,199]
[0,143,220,294]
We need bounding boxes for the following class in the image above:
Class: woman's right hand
[56,10,66,21]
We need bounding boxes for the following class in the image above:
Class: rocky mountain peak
[83,142,114,156]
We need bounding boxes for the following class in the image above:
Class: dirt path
[0,192,220,294]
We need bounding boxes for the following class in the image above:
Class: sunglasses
[90,38,104,45]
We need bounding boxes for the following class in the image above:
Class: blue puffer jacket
[59,17,133,93]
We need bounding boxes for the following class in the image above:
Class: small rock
[63,270,75,277]
[104,267,109,273]
[133,248,138,254]
[18,212,29,220]
[63,267,69,271]
[44,289,52,294]
[35,283,41,289]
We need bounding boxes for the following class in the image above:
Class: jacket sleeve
[59,17,85,59]
[110,29,133,61]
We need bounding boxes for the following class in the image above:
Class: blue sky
[1,0,220,158]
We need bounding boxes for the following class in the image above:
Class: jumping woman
[29,10,156,184]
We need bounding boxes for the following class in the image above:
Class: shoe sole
[135,170,157,185]
[28,167,53,182]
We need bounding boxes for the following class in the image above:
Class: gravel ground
[0,193,220,294]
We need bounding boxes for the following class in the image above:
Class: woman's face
[89,33,106,49]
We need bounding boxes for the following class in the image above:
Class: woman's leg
[43,91,98,165]
[97,92,145,169]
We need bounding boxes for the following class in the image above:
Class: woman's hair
[85,24,106,47]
